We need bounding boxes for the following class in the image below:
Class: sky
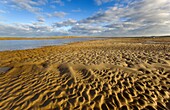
[0,0,170,37]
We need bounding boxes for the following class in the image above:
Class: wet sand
[0,37,170,110]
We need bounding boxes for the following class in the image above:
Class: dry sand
[0,37,170,110]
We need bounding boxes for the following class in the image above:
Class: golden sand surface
[0,38,170,110]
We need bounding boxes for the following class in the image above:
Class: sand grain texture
[0,38,170,110]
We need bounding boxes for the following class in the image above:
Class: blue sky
[0,0,170,37]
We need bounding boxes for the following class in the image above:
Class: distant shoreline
[0,36,80,40]
[0,36,107,40]
[0,35,169,40]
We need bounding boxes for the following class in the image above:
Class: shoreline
[0,37,107,52]
[0,35,169,40]
[0,37,170,53]
[1,37,170,52]
[0,36,108,40]
[0,37,170,109]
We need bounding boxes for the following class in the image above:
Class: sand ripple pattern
[0,38,170,109]
[0,62,170,110]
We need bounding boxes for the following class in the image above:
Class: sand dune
[0,38,170,109]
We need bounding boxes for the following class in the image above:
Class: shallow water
[0,38,101,51]
[0,67,10,74]
[143,41,170,44]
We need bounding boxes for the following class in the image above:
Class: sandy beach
[0,37,170,110]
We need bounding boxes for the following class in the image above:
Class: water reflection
[0,38,101,51]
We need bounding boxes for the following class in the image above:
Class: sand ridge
[0,38,170,109]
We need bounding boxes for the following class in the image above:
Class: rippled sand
[0,38,170,110]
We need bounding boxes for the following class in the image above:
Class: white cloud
[0,0,8,4]
[53,19,77,27]
[0,0,170,37]
[71,0,170,36]
[53,0,64,6]
[95,0,113,5]
[47,11,67,18]
[69,24,105,35]
[53,11,67,18]
[37,16,45,23]
[0,23,68,37]
[1,0,47,14]
[0,10,6,14]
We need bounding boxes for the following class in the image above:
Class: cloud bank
[0,0,170,37]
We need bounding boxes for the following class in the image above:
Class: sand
[0,37,170,110]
